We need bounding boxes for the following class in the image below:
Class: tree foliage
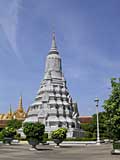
[23,122,45,142]
[2,127,16,138]
[103,78,120,140]
[51,128,67,140]
[81,112,108,139]
[7,119,22,129]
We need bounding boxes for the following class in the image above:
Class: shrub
[41,133,48,144]
[64,137,96,141]
[23,122,45,142]
[51,128,67,146]
[113,141,120,149]
[0,132,4,141]
[14,133,21,140]
[84,131,93,138]
[2,127,16,138]
[7,119,22,129]
[51,128,67,140]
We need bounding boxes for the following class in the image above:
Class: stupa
[13,96,26,120]
[0,96,26,129]
[25,33,80,137]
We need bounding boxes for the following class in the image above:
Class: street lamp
[94,97,100,145]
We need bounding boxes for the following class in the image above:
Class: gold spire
[9,104,12,115]
[2,105,13,120]
[13,96,26,120]
[18,96,23,112]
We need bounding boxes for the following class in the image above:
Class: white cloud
[0,0,23,61]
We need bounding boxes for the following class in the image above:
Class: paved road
[0,143,119,160]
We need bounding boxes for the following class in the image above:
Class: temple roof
[0,96,26,121]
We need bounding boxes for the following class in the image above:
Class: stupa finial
[50,32,57,52]
[9,104,12,114]
[18,96,23,112]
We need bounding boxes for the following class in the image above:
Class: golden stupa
[0,96,27,128]
[13,96,26,120]
[2,105,13,120]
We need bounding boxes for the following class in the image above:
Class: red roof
[79,116,92,124]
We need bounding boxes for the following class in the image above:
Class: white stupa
[25,33,81,137]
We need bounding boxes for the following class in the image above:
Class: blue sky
[0,0,120,115]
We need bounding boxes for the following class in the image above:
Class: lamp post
[94,97,100,145]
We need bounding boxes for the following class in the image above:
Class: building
[24,33,81,137]
[79,116,92,124]
[79,116,93,137]
[0,96,26,129]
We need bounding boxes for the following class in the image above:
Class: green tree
[103,78,120,140]
[81,112,108,139]
[91,112,108,139]
[51,128,67,140]
[2,127,16,138]
[51,128,67,146]
[7,119,22,129]
[23,122,45,142]
[80,123,93,138]
[1,127,17,144]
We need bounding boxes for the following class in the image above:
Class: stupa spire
[50,32,57,52]
[18,96,23,112]
[9,104,12,115]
